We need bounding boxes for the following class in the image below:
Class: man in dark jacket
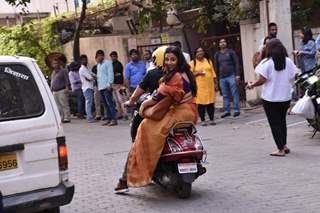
[214,38,241,118]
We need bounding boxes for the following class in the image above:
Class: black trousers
[198,104,215,122]
[262,100,290,150]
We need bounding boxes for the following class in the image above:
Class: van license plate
[0,153,18,171]
[178,163,198,174]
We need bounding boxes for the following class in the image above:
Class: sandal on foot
[114,179,129,194]
[270,151,285,157]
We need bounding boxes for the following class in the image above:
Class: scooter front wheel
[176,182,192,199]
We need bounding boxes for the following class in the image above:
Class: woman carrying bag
[190,47,217,126]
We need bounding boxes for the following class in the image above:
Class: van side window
[0,64,44,121]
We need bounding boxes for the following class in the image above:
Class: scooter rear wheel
[176,182,192,199]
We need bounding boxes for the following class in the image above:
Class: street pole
[74,0,78,16]
[65,0,69,12]
[266,0,270,34]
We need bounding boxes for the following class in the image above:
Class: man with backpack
[214,38,241,118]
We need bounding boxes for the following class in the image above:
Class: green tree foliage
[0,0,115,75]
[135,0,259,34]
[0,17,62,76]
[292,0,320,29]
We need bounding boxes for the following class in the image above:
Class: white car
[0,56,74,213]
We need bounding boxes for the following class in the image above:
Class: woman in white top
[247,39,298,157]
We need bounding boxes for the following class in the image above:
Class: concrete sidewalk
[61,109,320,213]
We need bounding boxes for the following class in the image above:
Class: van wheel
[176,182,192,199]
[40,207,60,213]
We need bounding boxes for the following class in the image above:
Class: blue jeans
[74,88,85,116]
[100,89,117,121]
[83,88,94,120]
[219,75,240,113]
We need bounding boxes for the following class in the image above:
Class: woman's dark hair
[263,36,272,45]
[301,27,314,45]
[260,36,272,60]
[192,47,212,71]
[266,39,288,71]
[162,46,197,96]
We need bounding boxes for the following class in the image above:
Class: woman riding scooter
[115,46,198,193]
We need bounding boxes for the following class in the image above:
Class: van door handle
[0,144,24,154]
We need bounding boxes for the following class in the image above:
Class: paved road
[61,108,320,213]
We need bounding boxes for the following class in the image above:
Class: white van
[0,56,74,213]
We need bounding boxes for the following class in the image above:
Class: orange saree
[127,73,198,187]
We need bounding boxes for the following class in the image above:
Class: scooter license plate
[178,163,198,174]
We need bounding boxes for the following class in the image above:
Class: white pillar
[268,0,294,53]
[240,19,263,102]
[239,0,294,104]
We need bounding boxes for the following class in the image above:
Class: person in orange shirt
[190,47,217,126]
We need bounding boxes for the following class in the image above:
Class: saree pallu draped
[127,72,198,187]
[127,103,197,187]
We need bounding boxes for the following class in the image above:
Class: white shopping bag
[291,91,315,119]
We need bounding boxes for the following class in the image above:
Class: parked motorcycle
[130,94,207,198]
[295,66,320,136]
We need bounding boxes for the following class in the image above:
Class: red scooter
[131,96,207,198]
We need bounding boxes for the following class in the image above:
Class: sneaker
[233,112,241,117]
[114,179,129,194]
[220,112,231,118]
[209,120,216,125]
[102,117,110,121]
[200,121,207,126]
[88,119,97,123]
[77,114,85,119]
[108,120,118,126]
[102,120,111,126]
[95,117,101,121]
[117,116,123,120]
[62,119,71,123]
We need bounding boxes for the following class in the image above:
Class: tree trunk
[73,0,87,62]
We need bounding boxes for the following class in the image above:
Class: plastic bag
[291,91,315,119]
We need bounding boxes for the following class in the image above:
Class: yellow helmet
[152,46,168,68]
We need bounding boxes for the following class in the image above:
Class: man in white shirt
[259,22,278,51]
[173,41,191,63]
[79,54,96,123]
